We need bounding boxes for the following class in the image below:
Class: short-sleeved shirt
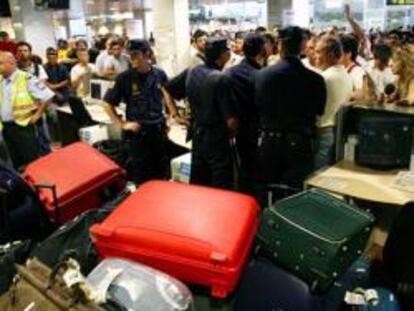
[70,63,95,97]
[104,67,168,124]
[22,63,49,82]
[1,70,55,122]
[103,54,130,76]
[166,64,235,127]
[365,60,397,96]
[319,65,353,128]
[95,50,111,77]
[347,63,365,92]
[256,56,327,136]
[44,63,70,85]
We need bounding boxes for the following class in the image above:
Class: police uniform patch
[132,83,140,95]
[35,80,46,90]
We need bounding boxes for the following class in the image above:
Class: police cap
[126,39,151,53]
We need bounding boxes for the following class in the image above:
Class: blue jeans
[36,115,52,156]
[314,128,335,171]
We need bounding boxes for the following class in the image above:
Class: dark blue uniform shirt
[256,56,327,136]
[225,58,261,126]
[104,67,168,124]
[167,64,234,127]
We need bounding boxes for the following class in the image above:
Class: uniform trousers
[125,123,169,185]
[3,122,40,170]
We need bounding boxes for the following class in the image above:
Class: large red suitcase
[24,142,127,224]
[90,180,260,298]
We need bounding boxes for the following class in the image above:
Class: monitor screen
[47,0,70,10]
[0,1,12,17]
[386,0,414,4]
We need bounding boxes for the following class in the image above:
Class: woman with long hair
[389,45,414,105]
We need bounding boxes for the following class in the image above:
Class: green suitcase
[257,190,374,293]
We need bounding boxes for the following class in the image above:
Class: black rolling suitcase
[0,163,51,243]
[234,257,323,311]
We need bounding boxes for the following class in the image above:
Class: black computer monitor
[386,0,414,4]
[68,96,95,127]
[0,1,11,17]
[47,0,70,9]
[356,115,413,169]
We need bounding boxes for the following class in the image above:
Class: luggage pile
[0,141,412,310]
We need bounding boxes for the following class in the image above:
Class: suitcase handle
[0,187,10,242]
[97,226,225,263]
[34,183,60,223]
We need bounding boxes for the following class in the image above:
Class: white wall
[10,0,56,58]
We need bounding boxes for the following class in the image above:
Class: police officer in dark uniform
[224,33,266,194]
[255,27,327,202]
[167,38,238,190]
[104,39,170,185]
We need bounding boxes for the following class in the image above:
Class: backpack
[31,190,130,276]
[0,163,51,243]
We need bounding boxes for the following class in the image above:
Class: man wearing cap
[166,37,238,190]
[224,33,266,194]
[103,39,180,185]
[255,26,326,201]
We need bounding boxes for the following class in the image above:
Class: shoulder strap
[34,63,40,78]
[347,64,358,74]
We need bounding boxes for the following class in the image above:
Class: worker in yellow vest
[0,52,54,169]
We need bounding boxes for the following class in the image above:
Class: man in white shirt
[314,36,353,171]
[95,38,113,77]
[365,44,396,99]
[188,30,208,67]
[16,41,48,82]
[102,39,129,78]
[340,34,366,96]
[70,49,95,98]
[225,31,244,69]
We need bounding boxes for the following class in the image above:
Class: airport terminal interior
[1,0,414,310]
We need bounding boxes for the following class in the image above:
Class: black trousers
[2,122,40,170]
[191,127,234,190]
[255,131,314,203]
[125,124,169,185]
[236,125,258,195]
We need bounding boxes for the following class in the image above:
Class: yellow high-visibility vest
[0,70,37,130]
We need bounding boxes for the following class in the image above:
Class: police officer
[0,52,55,169]
[224,33,266,194]
[104,39,174,185]
[255,27,327,201]
[167,38,238,190]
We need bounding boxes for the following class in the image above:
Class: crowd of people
[0,4,414,203]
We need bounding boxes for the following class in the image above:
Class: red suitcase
[24,142,127,224]
[90,180,260,298]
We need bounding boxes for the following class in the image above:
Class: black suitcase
[234,257,323,311]
[0,163,51,243]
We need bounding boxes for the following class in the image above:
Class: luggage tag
[344,291,366,305]
[62,259,102,303]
